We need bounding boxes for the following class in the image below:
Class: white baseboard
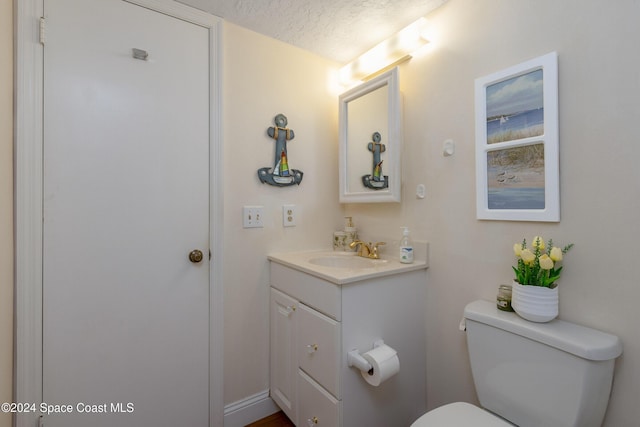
[224,389,281,427]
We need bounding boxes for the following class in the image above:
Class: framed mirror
[339,67,401,203]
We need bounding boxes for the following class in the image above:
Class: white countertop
[268,247,428,285]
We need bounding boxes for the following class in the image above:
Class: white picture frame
[475,52,559,222]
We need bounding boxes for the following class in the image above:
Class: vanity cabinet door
[270,288,298,422]
[297,303,341,398]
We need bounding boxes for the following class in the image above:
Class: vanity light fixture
[338,18,430,86]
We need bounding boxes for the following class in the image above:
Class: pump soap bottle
[399,227,414,264]
[344,217,357,250]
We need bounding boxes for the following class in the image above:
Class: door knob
[189,249,204,263]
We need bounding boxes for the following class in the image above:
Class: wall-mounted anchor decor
[362,132,388,190]
[258,113,304,186]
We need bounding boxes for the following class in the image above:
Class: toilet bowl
[410,300,622,427]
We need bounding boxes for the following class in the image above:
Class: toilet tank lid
[464,300,622,361]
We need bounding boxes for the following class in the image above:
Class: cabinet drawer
[297,303,341,397]
[298,369,341,427]
[270,262,341,320]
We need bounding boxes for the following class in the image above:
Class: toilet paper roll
[361,344,400,386]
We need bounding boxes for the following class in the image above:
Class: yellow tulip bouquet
[513,236,573,288]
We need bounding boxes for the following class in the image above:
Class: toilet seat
[410,402,514,427]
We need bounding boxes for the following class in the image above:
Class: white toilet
[412,300,622,427]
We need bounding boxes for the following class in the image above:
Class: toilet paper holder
[347,339,385,375]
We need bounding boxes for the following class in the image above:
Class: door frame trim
[14,1,224,426]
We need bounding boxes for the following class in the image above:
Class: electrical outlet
[283,204,296,227]
[243,206,264,228]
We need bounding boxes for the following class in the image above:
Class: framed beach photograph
[475,52,559,221]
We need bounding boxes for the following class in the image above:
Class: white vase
[511,280,558,323]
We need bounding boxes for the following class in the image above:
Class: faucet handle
[370,242,386,259]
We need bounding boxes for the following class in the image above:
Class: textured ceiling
[177,0,448,64]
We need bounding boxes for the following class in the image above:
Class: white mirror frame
[339,68,401,203]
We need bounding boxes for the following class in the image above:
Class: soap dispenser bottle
[399,227,413,264]
[344,217,357,250]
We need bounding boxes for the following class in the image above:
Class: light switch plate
[243,206,264,228]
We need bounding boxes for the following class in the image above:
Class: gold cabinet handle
[307,416,318,426]
[306,344,318,354]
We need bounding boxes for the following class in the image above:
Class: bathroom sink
[308,254,387,269]
[269,247,428,284]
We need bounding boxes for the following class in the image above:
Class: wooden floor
[245,411,295,427]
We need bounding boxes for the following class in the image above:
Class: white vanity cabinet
[270,285,343,425]
[268,250,428,427]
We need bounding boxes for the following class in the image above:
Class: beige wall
[6,1,640,425]
[0,0,13,426]
[345,0,640,425]
[222,23,343,404]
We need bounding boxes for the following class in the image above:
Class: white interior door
[43,1,211,425]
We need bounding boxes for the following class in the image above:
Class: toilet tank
[463,300,622,427]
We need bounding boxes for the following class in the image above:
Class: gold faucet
[349,240,386,259]
[349,240,370,257]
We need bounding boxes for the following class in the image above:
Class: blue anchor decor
[258,113,304,186]
[362,131,388,190]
